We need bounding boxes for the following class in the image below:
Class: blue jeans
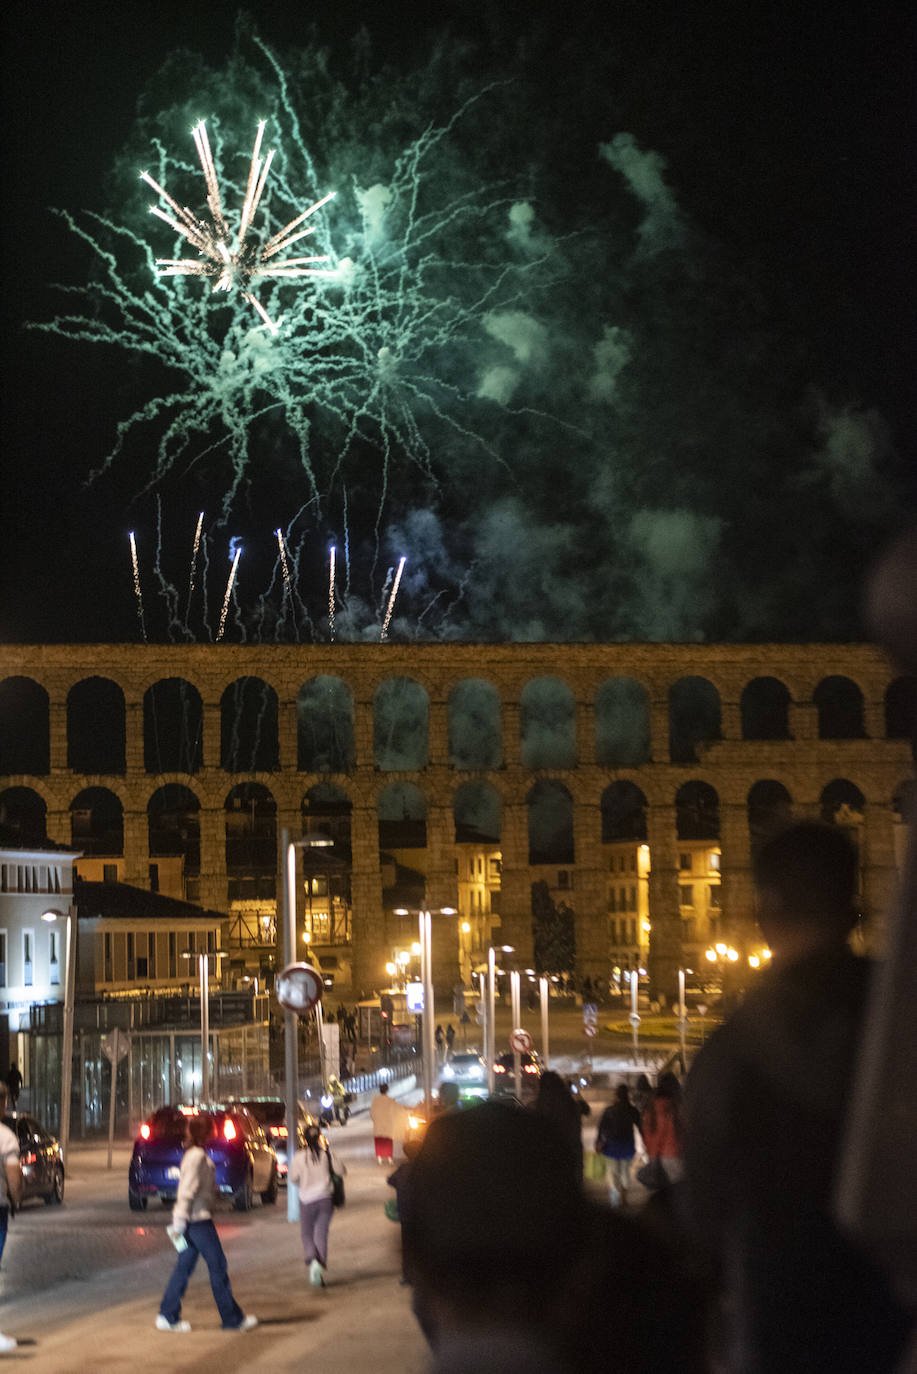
[159,1220,244,1329]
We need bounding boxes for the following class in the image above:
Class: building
[0,643,913,1008]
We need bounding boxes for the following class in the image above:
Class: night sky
[1,1,913,645]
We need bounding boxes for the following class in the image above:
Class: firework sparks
[276,528,292,595]
[216,544,242,641]
[128,531,147,640]
[187,510,204,609]
[328,545,336,642]
[380,556,407,641]
[140,120,335,333]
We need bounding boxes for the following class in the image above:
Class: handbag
[583,1149,607,1183]
[327,1150,346,1208]
[635,1155,668,1191]
[383,1197,400,1223]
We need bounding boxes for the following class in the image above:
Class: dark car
[3,1114,64,1206]
[229,1097,312,1182]
[128,1104,278,1212]
[491,1051,543,1101]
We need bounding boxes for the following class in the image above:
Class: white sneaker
[309,1259,325,1287]
[232,1314,258,1332]
[0,1333,16,1352]
[156,1315,191,1332]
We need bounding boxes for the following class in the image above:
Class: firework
[328,546,336,642]
[380,556,407,640]
[128,531,147,640]
[140,120,335,332]
[216,544,242,641]
[276,528,292,595]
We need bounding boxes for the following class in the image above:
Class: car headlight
[442,1066,454,1079]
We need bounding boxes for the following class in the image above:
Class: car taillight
[223,1118,237,1142]
[23,1152,37,1166]
[270,1125,288,1138]
[139,1123,151,1141]
[524,1064,538,1075]
[493,1063,506,1073]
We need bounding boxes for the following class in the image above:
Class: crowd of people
[140,819,914,1370]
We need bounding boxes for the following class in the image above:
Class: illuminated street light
[181,949,225,1104]
[486,944,514,1095]
[41,908,76,1165]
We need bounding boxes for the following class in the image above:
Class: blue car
[128,1104,278,1212]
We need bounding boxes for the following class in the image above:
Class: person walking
[595,1084,642,1206]
[434,1024,445,1062]
[631,1072,653,1117]
[370,1081,407,1163]
[5,1064,21,1110]
[289,1121,342,1287]
[0,1083,22,1351]
[157,1114,257,1333]
[445,1023,455,1057]
[640,1072,684,1185]
[533,1070,585,1180]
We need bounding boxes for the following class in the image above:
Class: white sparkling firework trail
[140,121,336,333]
[128,531,147,640]
[187,511,204,608]
[276,528,291,594]
[328,546,336,642]
[216,545,242,641]
[380,556,407,641]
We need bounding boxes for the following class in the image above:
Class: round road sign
[584,1024,598,1038]
[275,962,324,1015]
[509,1027,534,1054]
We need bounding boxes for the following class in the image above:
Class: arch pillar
[125,701,144,773]
[573,798,607,982]
[501,703,521,767]
[719,800,754,950]
[789,702,818,740]
[496,800,534,966]
[350,804,384,998]
[428,702,448,768]
[278,700,298,770]
[49,697,67,774]
[198,806,225,912]
[649,701,669,763]
[861,801,898,953]
[646,802,680,1003]
[424,803,460,995]
[122,809,149,887]
[202,704,221,771]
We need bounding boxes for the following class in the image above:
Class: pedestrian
[288,1120,343,1287]
[434,1024,445,1061]
[370,1081,407,1163]
[0,1083,21,1351]
[157,1114,257,1333]
[445,1023,455,1056]
[595,1084,642,1206]
[631,1072,653,1117]
[533,1070,584,1180]
[640,1072,684,1185]
[386,1138,421,1285]
[683,821,912,1374]
[5,1064,21,1110]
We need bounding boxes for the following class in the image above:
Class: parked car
[228,1097,312,1182]
[2,1114,64,1206]
[128,1104,278,1212]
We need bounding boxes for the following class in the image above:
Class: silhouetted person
[596,1083,642,1205]
[533,1069,584,1179]
[684,821,912,1374]
[401,1099,707,1374]
[5,1065,21,1109]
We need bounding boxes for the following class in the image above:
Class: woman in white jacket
[157,1114,257,1333]
[288,1120,340,1287]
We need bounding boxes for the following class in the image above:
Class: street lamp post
[181,950,225,1104]
[539,975,550,1065]
[281,828,333,1223]
[42,907,75,1165]
[394,907,456,1118]
[485,945,514,1096]
[510,970,522,1100]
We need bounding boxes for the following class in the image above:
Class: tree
[531,880,575,975]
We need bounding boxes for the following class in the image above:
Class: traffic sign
[406,981,425,1013]
[583,1002,598,1028]
[275,963,324,1015]
[101,1027,130,1063]
[509,1027,533,1054]
[584,1023,598,1038]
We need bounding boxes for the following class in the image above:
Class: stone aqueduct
[0,642,913,998]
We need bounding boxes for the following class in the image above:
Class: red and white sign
[275,962,323,1015]
[509,1027,534,1054]
[584,1024,598,1038]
